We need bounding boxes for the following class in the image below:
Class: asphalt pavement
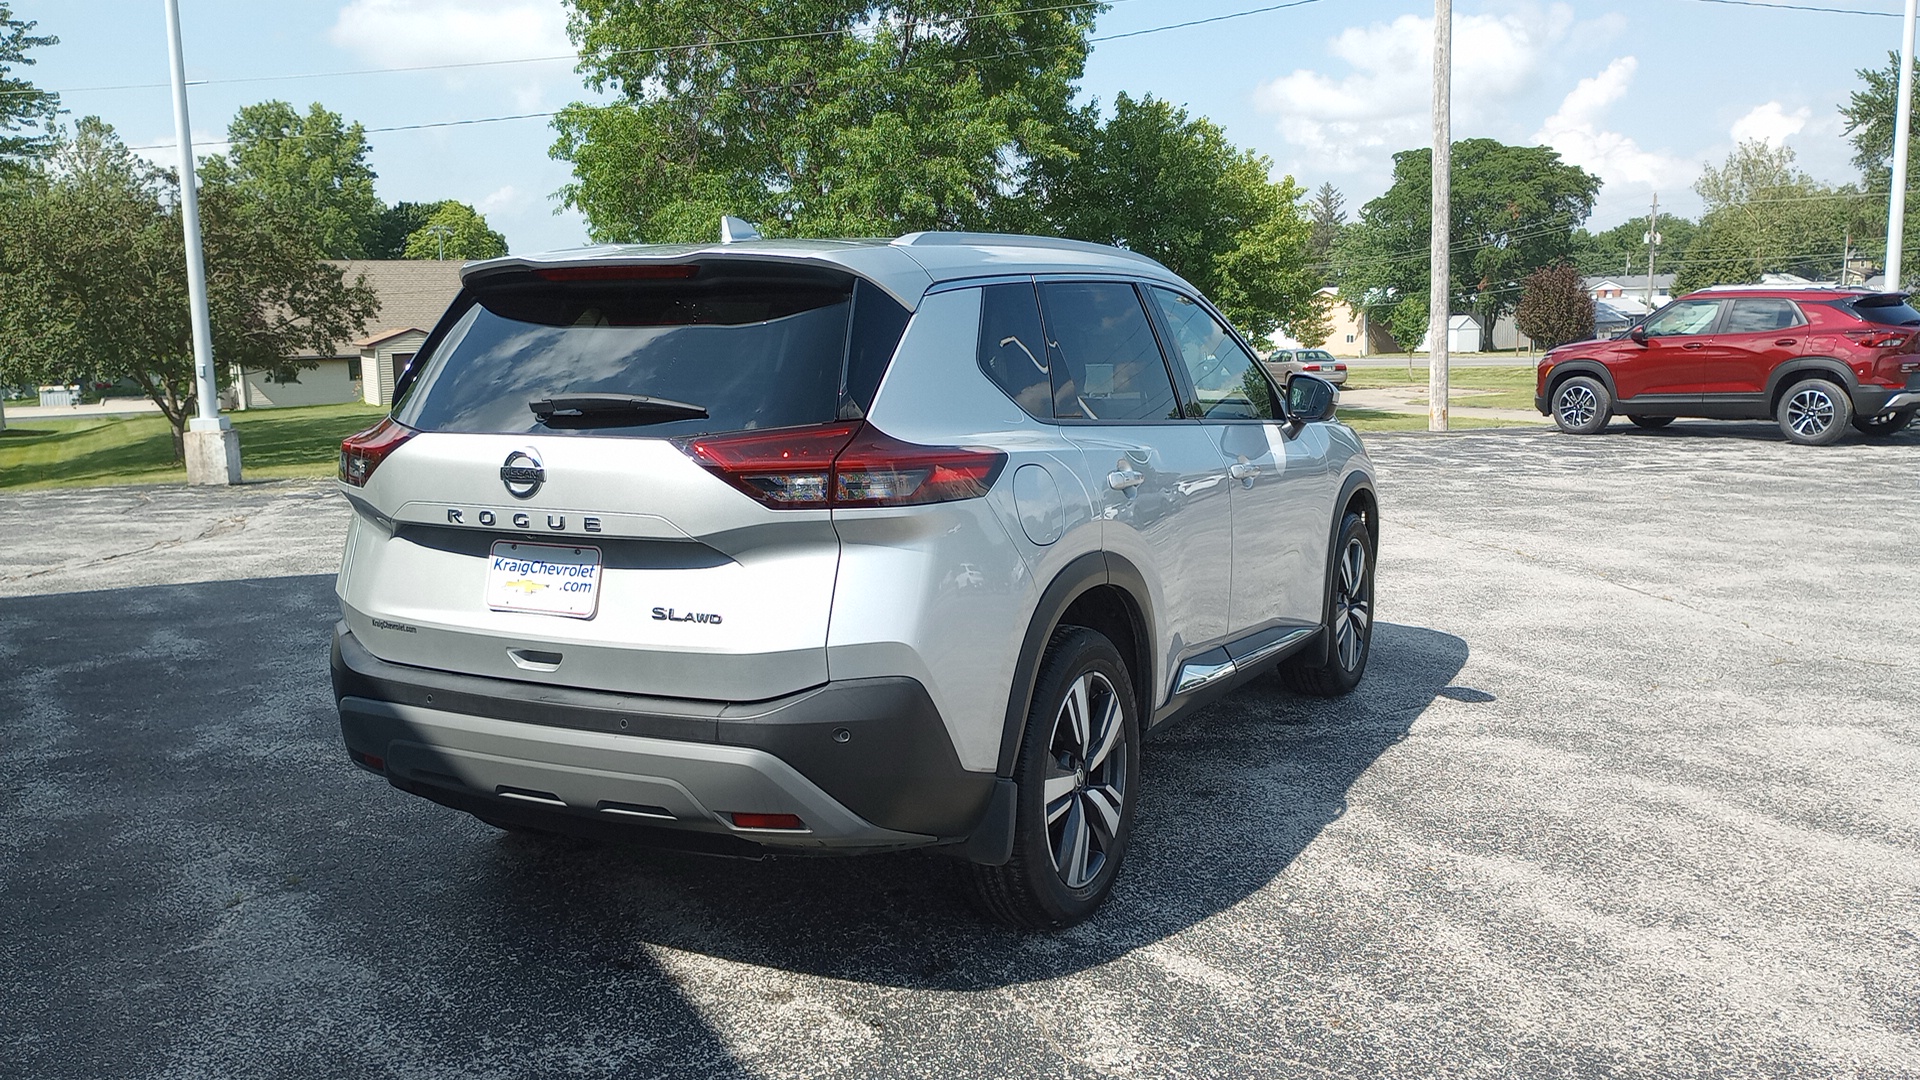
[2,418,1917,1079]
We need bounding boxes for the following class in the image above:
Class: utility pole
[1887,0,1918,290]
[1644,193,1661,311]
[1428,0,1451,432]
[165,0,241,484]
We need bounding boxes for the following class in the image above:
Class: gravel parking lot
[3,420,1917,1079]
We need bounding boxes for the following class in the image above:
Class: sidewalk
[1339,386,1548,425]
[3,398,164,421]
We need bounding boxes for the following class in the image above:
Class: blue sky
[16,0,1907,253]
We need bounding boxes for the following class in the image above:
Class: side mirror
[1285,373,1338,431]
[1629,325,1649,345]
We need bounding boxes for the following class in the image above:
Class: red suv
[1535,286,1920,445]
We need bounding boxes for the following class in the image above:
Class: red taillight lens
[730,812,805,830]
[1847,329,1912,349]
[831,425,1006,508]
[1303,364,1321,371]
[679,423,859,507]
[1333,363,1348,371]
[678,423,1006,510]
[339,417,416,487]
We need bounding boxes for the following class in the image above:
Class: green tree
[1292,290,1334,349]
[1385,293,1428,354]
[401,200,508,260]
[0,119,377,457]
[1570,213,1697,278]
[0,3,59,171]
[1840,53,1918,276]
[369,200,438,259]
[1515,262,1594,349]
[1673,141,1864,291]
[1307,182,1346,281]
[202,100,384,258]
[553,0,1099,242]
[1031,93,1316,341]
[1333,139,1600,351]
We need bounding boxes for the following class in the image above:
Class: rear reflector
[730,812,805,830]
[339,417,416,487]
[534,264,700,282]
[678,422,1006,510]
[348,749,385,773]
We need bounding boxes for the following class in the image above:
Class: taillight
[1303,364,1321,371]
[339,417,416,487]
[677,423,1006,510]
[1847,329,1912,349]
[1333,363,1348,371]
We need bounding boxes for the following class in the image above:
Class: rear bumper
[331,625,1001,854]
[1858,387,1920,414]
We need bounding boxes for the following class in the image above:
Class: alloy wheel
[1557,385,1598,428]
[1042,671,1128,890]
[1333,536,1371,671]
[1786,387,1836,439]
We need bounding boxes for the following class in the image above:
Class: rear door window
[1724,298,1804,334]
[1035,282,1182,422]
[396,264,908,438]
[977,281,1053,420]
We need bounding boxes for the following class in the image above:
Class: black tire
[1279,511,1375,698]
[1551,375,1611,434]
[966,626,1140,930]
[1852,407,1915,437]
[1627,415,1674,430]
[1776,377,1853,446]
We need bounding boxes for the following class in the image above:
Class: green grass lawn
[1335,406,1530,432]
[0,401,387,491]
[1343,364,1540,411]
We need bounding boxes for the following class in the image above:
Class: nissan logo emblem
[500,449,544,499]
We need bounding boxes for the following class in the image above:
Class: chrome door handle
[1107,469,1143,490]
[1227,462,1257,480]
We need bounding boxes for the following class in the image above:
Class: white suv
[331,229,1378,927]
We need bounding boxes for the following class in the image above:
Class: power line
[21,0,1324,99]
[126,111,558,152]
[1678,0,1901,15]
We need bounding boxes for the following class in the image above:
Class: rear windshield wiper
[530,394,709,427]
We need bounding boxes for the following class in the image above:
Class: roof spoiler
[1854,291,1913,307]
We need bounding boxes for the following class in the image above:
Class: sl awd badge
[500,449,544,499]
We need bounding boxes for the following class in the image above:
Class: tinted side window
[1724,298,1804,334]
[977,282,1053,420]
[1643,300,1721,337]
[1036,282,1181,422]
[1147,287,1275,420]
[1842,296,1920,326]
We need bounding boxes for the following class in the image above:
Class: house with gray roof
[228,259,465,410]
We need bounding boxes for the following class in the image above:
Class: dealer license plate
[484,541,603,619]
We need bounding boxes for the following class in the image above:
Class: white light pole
[165,0,241,484]
[1428,0,1451,432]
[1886,0,1918,291]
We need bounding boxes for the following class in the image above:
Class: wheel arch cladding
[995,551,1154,778]
[1548,360,1615,401]
[1767,358,1855,411]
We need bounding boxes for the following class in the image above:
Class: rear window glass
[977,282,1052,419]
[395,266,909,438]
[1841,295,1920,326]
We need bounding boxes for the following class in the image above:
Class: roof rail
[892,231,1169,269]
[1692,282,1866,292]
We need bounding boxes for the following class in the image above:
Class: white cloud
[1254,4,1576,173]
[1730,101,1811,147]
[477,185,522,215]
[1533,58,1691,190]
[329,0,572,73]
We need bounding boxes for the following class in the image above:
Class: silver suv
[331,229,1378,928]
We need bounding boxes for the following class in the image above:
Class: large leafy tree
[0,3,59,171]
[1570,213,1697,279]
[0,119,376,456]
[1674,141,1864,291]
[1031,93,1317,341]
[201,100,384,259]
[398,200,508,260]
[1515,262,1593,349]
[1306,182,1346,281]
[1333,139,1599,351]
[1841,52,1919,275]
[553,0,1099,242]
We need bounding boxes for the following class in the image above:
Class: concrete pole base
[184,423,243,486]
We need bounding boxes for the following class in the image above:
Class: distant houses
[227,259,464,411]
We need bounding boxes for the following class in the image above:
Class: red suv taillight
[339,417,416,487]
[677,422,1007,510]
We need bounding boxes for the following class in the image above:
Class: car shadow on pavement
[0,574,1464,1075]
[462,620,1469,992]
